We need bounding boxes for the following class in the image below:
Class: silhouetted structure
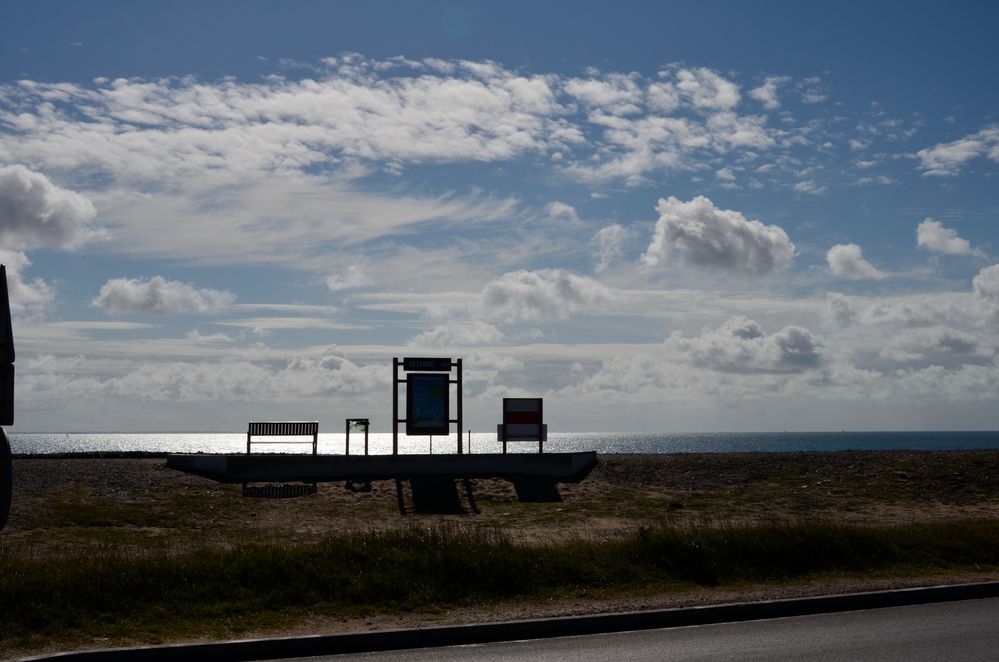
[242,420,319,497]
[345,418,370,455]
[0,265,15,531]
[393,357,462,454]
[168,355,599,512]
[497,397,546,454]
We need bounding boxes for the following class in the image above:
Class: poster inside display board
[406,373,450,436]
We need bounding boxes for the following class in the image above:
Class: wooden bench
[246,421,319,455]
[244,421,320,497]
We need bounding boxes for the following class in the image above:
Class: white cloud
[854,175,895,186]
[1,62,564,185]
[591,224,630,274]
[916,126,999,176]
[715,167,736,182]
[0,248,55,315]
[705,112,774,150]
[0,165,103,250]
[564,74,643,115]
[797,77,829,105]
[480,268,612,323]
[860,294,975,329]
[748,76,790,110]
[642,196,795,276]
[0,57,798,205]
[793,179,827,195]
[20,346,389,402]
[93,177,520,268]
[326,262,372,291]
[916,218,977,256]
[215,317,360,331]
[646,82,681,113]
[825,292,859,328]
[879,327,990,363]
[93,276,236,315]
[826,243,884,280]
[973,264,999,303]
[671,67,741,111]
[665,316,822,374]
[546,201,581,226]
[408,321,504,347]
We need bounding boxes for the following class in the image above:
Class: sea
[7,430,999,456]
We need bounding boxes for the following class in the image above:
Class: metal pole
[345,419,350,456]
[364,422,369,456]
[392,358,399,456]
[456,358,463,455]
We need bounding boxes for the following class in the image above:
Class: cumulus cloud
[0,165,102,250]
[480,268,612,323]
[665,316,822,373]
[825,291,986,334]
[671,67,741,111]
[826,243,884,280]
[880,327,990,363]
[749,75,790,110]
[564,73,643,115]
[861,294,972,329]
[642,196,795,276]
[93,276,236,315]
[825,292,859,328]
[973,264,999,303]
[0,248,55,315]
[408,321,504,347]
[916,218,977,256]
[916,126,999,176]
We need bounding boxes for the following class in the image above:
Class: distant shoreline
[10,430,999,456]
[13,447,999,460]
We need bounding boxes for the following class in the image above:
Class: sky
[1,0,998,433]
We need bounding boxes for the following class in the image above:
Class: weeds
[4,518,999,651]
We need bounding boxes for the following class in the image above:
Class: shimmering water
[8,430,999,455]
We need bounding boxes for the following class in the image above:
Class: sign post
[393,357,462,455]
[0,265,14,530]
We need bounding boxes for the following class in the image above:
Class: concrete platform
[166,451,598,485]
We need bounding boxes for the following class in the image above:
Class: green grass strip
[4,519,999,648]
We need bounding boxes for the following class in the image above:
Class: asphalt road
[290,597,999,662]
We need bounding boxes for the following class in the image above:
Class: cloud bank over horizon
[1,39,998,432]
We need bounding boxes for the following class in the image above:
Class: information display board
[406,373,450,436]
[402,357,452,372]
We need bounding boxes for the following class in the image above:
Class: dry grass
[4,450,999,658]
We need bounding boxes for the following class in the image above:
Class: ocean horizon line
[9,430,999,456]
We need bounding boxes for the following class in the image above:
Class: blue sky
[1,1,998,432]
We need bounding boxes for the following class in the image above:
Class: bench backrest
[246,421,319,455]
[248,421,319,437]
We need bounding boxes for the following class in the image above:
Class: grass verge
[4,518,999,652]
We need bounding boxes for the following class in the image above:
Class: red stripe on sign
[505,412,541,424]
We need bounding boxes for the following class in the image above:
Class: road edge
[18,581,999,661]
